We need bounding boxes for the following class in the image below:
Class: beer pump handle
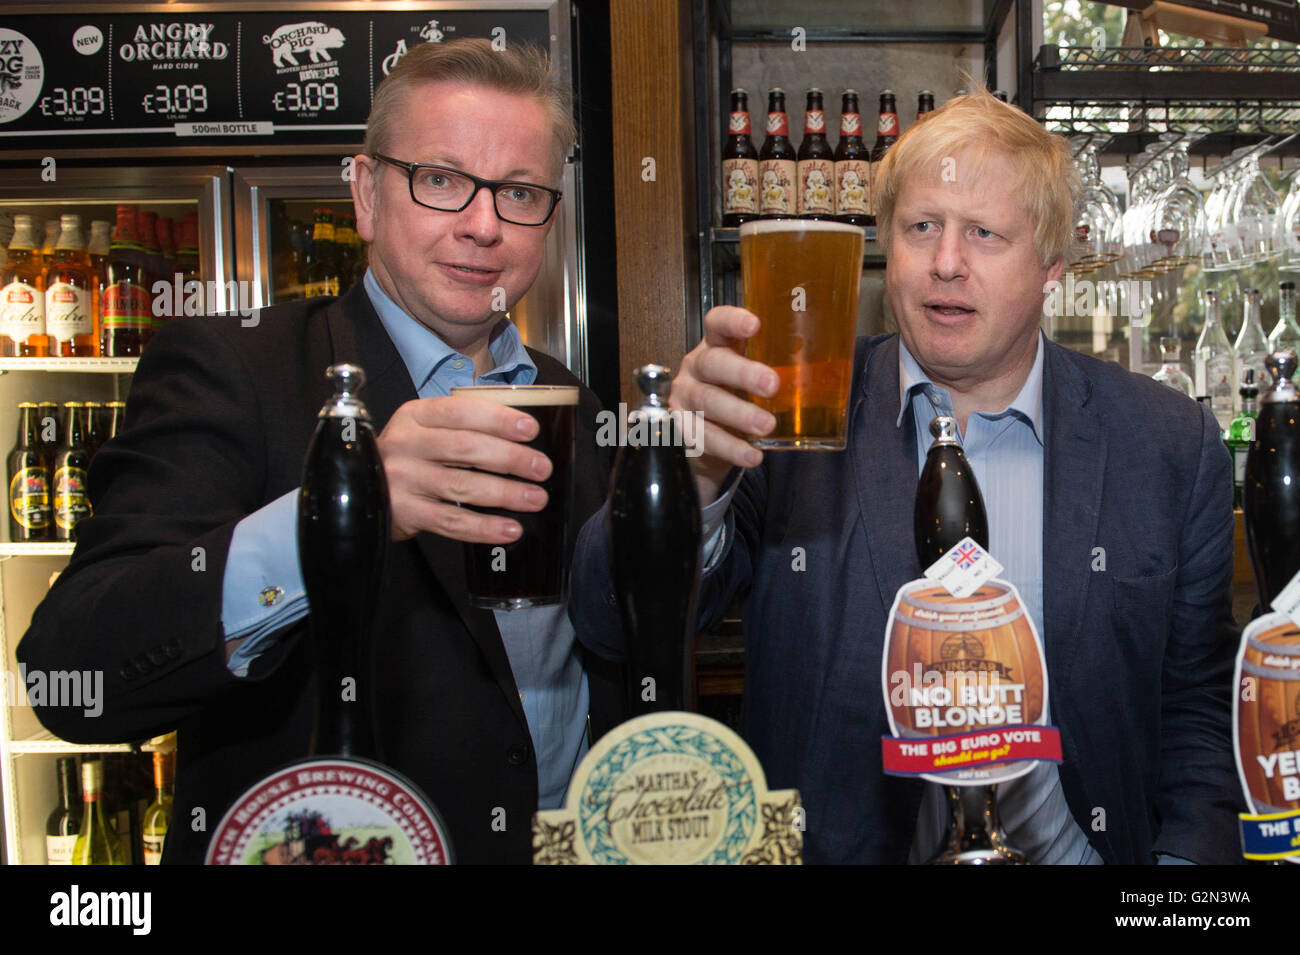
[914,415,989,566]
[609,364,702,716]
[1263,351,1299,403]
[298,363,390,758]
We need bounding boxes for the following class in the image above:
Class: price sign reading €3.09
[532,712,802,865]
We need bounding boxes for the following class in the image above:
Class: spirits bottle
[610,365,702,716]
[1235,288,1269,399]
[1226,369,1259,509]
[141,750,174,865]
[45,756,82,865]
[71,759,122,865]
[1194,289,1235,430]
[1152,336,1194,396]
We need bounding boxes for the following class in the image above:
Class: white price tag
[923,536,1003,598]
[1270,567,1300,628]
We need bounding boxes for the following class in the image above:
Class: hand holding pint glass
[450,385,578,609]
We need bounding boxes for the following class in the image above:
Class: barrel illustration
[1236,618,1300,814]
[885,579,1046,738]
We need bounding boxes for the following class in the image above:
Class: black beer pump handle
[297,363,390,758]
[610,364,703,716]
[915,415,989,566]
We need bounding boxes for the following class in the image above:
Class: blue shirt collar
[896,331,1045,444]
[363,269,536,397]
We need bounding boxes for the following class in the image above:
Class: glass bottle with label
[102,205,153,357]
[1268,282,1300,378]
[87,219,111,293]
[1235,288,1270,400]
[0,214,49,357]
[39,219,59,272]
[174,214,201,313]
[141,750,174,865]
[1152,336,1194,396]
[1194,289,1236,430]
[46,756,82,865]
[156,216,177,281]
[1227,369,1259,509]
[834,90,869,227]
[796,88,835,219]
[71,759,122,865]
[868,90,900,222]
[8,401,52,542]
[721,88,759,227]
[758,88,796,219]
[305,208,339,297]
[53,401,92,542]
[44,214,99,357]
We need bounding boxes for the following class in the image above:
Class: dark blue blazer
[570,333,1245,864]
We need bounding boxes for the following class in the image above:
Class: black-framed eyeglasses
[371,154,561,226]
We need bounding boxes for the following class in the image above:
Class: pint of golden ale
[739,219,865,450]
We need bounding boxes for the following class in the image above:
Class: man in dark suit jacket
[18,39,619,864]
[570,87,1243,863]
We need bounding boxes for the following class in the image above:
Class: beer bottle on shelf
[834,89,870,227]
[1226,369,1259,509]
[44,214,99,357]
[916,90,935,123]
[8,402,52,542]
[83,400,105,460]
[271,211,303,302]
[174,214,201,307]
[46,756,82,865]
[758,88,797,219]
[720,88,759,228]
[141,750,174,865]
[336,212,362,293]
[796,88,835,219]
[37,400,60,454]
[915,415,988,564]
[87,219,111,286]
[1245,351,1300,607]
[70,759,122,865]
[868,91,900,222]
[105,400,125,443]
[609,365,702,716]
[156,216,176,281]
[1,214,49,357]
[137,210,164,290]
[39,219,59,272]
[52,401,92,542]
[102,205,153,357]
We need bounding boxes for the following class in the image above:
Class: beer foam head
[739,219,866,239]
[451,385,579,406]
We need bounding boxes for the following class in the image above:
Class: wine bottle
[1244,351,1300,607]
[45,756,82,865]
[914,415,988,563]
[609,365,703,716]
[71,759,122,865]
[141,750,174,865]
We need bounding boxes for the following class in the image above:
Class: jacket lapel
[325,286,527,726]
[852,336,925,610]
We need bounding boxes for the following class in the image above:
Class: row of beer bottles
[0,207,201,359]
[8,400,122,542]
[722,87,1008,227]
[273,207,365,303]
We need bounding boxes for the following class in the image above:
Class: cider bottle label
[102,281,151,329]
[758,159,796,216]
[797,158,835,216]
[836,159,870,215]
[10,466,51,529]
[722,158,759,216]
[53,466,90,530]
[45,282,91,342]
[0,281,45,345]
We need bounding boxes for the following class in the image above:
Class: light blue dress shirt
[220,270,589,810]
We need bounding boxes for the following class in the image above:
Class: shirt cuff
[700,467,743,575]
[222,489,309,676]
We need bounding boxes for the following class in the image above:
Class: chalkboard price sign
[0,8,551,150]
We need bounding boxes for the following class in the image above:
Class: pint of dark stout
[452,384,578,609]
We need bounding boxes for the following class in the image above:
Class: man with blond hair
[572,86,1243,864]
[20,38,620,864]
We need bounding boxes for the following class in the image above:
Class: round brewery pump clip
[880,539,1063,786]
